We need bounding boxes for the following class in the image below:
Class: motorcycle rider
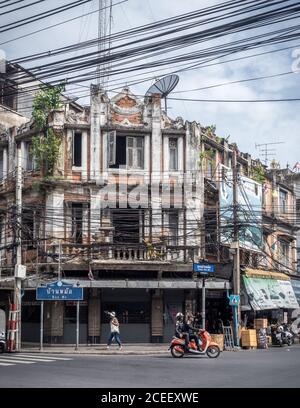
[175,312,201,351]
[175,312,189,351]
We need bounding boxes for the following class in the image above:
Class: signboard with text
[193,264,215,274]
[36,281,83,301]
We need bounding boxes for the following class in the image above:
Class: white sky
[1,0,300,167]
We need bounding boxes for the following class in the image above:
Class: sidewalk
[19,343,300,356]
[20,343,170,355]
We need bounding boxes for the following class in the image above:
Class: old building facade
[0,66,298,343]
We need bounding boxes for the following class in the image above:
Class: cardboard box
[211,334,224,351]
[254,319,268,329]
[241,330,257,348]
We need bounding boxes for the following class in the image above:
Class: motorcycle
[169,329,221,358]
[271,324,293,347]
[0,309,6,354]
[282,324,294,346]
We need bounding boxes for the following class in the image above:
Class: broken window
[108,134,144,170]
[71,203,83,243]
[169,138,178,171]
[73,132,82,167]
[112,209,143,244]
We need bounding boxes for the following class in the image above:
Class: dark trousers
[107,332,122,347]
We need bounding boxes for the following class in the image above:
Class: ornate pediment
[110,87,144,126]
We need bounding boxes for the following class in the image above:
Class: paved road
[0,347,299,388]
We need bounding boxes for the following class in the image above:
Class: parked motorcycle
[271,324,293,347]
[282,324,294,346]
[169,329,221,358]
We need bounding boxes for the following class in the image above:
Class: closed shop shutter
[151,294,163,336]
[88,297,101,337]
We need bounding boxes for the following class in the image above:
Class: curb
[19,349,169,356]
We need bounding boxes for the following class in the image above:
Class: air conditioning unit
[14,264,26,279]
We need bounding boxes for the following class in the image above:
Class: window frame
[72,131,83,168]
[279,189,288,214]
[169,137,178,171]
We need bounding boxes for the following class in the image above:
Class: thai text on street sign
[193,263,215,274]
[36,281,83,301]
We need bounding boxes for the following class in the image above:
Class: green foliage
[31,129,61,175]
[31,84,64,175]
[215,136,224,144]
[199,147,215,166]
[251,163,266,183]
[32,84,64,131]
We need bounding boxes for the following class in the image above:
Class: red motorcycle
[169,329,221,358]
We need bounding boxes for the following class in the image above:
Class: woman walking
[106,311,122,350]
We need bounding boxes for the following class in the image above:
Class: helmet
[176,312,183,321]
[277,325,283,332]
[110,311,116,317]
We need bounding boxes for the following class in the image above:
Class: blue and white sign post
[228,293,240,347]
[36,281,83,351]
[193,263,215,330]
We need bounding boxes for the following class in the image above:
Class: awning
[242,269,299,310]
[291,279,300,305]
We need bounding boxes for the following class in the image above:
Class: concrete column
[151,289,163,343]
[20,141,26,171]
[90,85,102,181]
[185,290,196,319]
[184,122,204,259]
[151,94,162,183]
[88,289,101,343]
[3,147,8,179]
[45,189,64,240]
[8,127,16,174]
[81,131,88,181]
[90,189,102,240]
[90,85,107,181]
[44,301,64,341]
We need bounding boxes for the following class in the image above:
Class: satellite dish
[146,74,179,113]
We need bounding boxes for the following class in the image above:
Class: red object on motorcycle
[174,345,184,354]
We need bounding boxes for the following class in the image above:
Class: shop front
[2,278,231,345]
[241,268,299,325]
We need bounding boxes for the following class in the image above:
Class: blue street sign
[36,281,83,301]
[193,263,215,274]
[229,294,240,307]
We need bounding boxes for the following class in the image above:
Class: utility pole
[201,277,206,330]
[97,0,113,87]
[14,144,23,351]
[232,148,240,346]
[58,239,62,281]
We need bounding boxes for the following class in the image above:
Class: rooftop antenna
[255,141,285,167]
[97,0,113,88]
[146,74,179,114]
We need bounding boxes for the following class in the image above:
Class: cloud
[1,0,299,166]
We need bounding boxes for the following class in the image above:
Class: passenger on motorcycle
[175,312,201,351]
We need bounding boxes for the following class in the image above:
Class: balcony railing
[23,242,199,266]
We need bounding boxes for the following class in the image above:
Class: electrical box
[14,264,26,279]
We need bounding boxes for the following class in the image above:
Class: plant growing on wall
[199,147,215,167]
[251,162,266,183]
[31,84,65,175]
